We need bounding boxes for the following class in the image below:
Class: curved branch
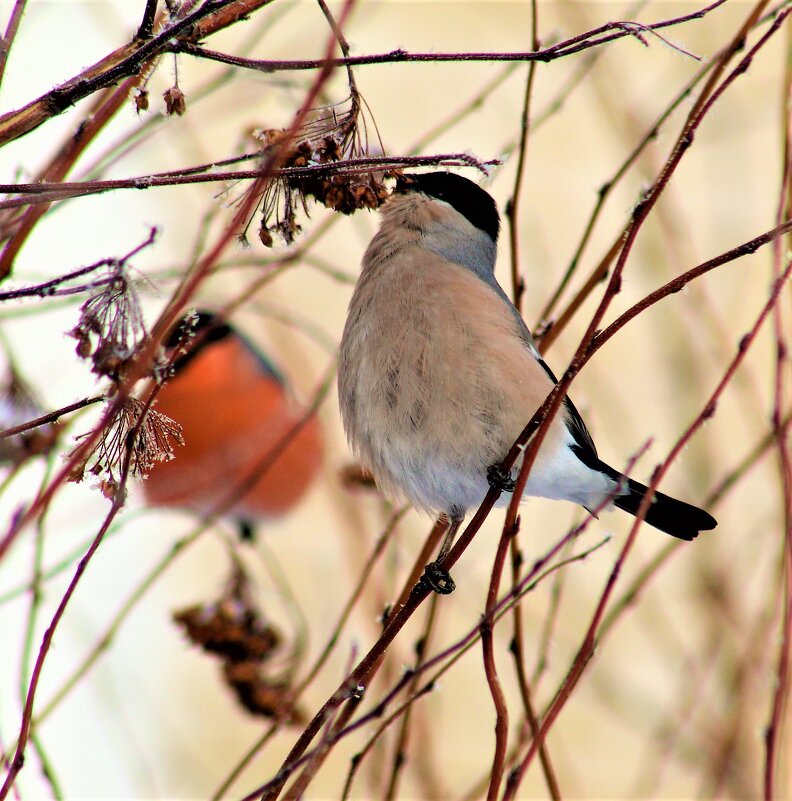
[0,0,274,147]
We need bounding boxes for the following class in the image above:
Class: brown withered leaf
[222,661,304,724]
[173,599,280,663]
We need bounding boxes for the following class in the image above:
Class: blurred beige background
[0,1,788,799]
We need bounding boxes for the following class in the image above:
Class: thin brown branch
[536,48,714,329]
[0,153,497,212]
[340,677,437,801]
[0,396,105,439]
[0,75,151,279]
[482,515,517,801]
[316,0,358,103]
[593,218,792,350]
[508,535,562,801]
[764,22,792,795]
[0,227,157,301]
[505,0,540,313]
[505,250,792,801]
[537,0,775,349]
[234,150,789,801]
[136,0,159,40]
[0,380,158,800]
[209,508,407,801]
[0,0,350,566]
[0,0,275,148]
[497,3,789,515]
[0,0,27,91]
[383,596,439,801]
[243,524,611,801]
[172,2,727,72]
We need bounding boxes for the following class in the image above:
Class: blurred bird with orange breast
[143,310,323,539]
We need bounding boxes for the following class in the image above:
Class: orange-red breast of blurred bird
[143,311,323,539]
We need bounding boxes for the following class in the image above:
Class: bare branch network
[0,1,790,800]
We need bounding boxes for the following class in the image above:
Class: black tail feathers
[596,459,717,541]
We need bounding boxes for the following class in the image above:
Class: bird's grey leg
[422,509,464,595]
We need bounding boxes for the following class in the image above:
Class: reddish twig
[135,0,159,40]
[537,0,776,350]
[0,153,496,212]
[0,383,160,800]
[242,523,611,801]
[382,595,440,801]
[172,2,727,72]
[763,20,792,796]
[0,0,351,565]
[0,396,105,439]
[0,0,27,91]
[504,250,792,801]
[0,227,157,301]
[0,0,275,147]
[505,0,540,313]
[482,515,518,801]
[507,536,562,801]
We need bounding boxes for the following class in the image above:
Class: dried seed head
[66,396,183,489]
[172,565,303,723]
[221,661,304,723]
[163,86,186,116]
[254,96,389,246]
[173,598,281,663]
[69,265,148,382]
[134,88,149,113]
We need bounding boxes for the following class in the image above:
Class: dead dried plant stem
[505,252,792,799]
[508,535,563,801]
[0,396,104,439]
[764,23,792,796]
[0,0,275,148]
[0,0,27,91]
[173,2,727,73]
[383,595,440,801]
[506,0,540,313]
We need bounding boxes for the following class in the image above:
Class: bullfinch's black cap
[165,310,283,383]
[165,310,233,374]
[395,171,500,243]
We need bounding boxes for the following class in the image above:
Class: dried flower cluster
[66,396,183,496]
[254,98,390,247]
[68,265,148,381]
[173,567,303,723]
